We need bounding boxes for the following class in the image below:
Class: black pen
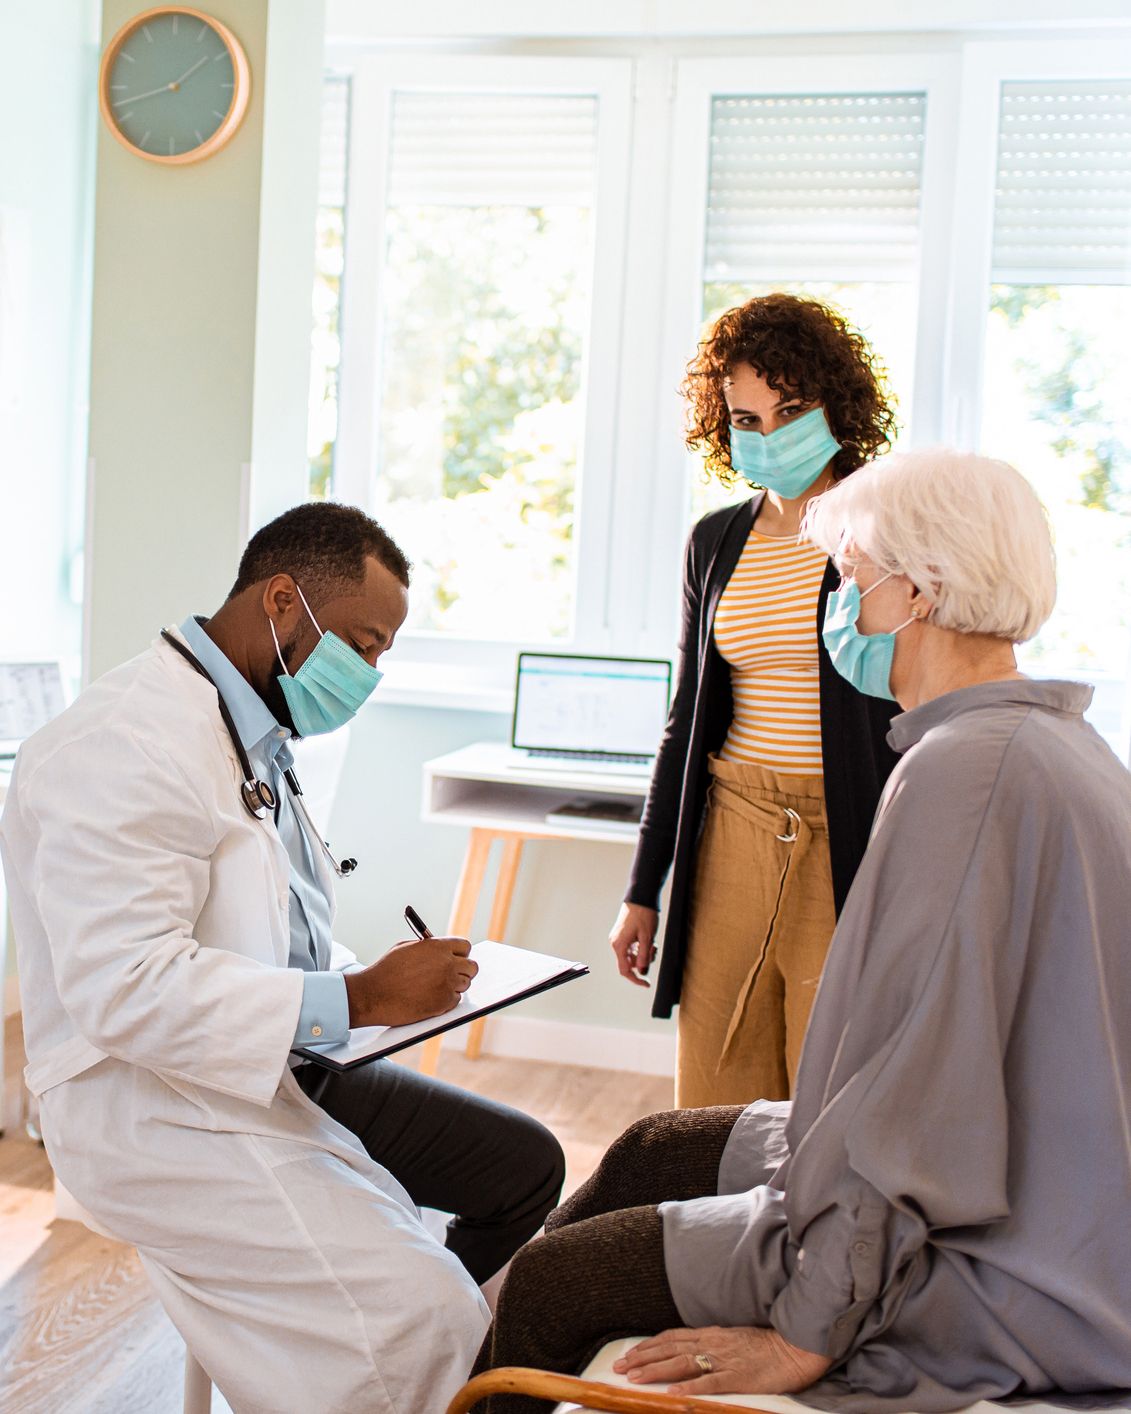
[404,905,434,940]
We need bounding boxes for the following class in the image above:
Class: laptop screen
[0,661,67,755]
[512,653,672,757]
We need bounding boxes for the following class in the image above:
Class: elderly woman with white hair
[470,449,1131,1412]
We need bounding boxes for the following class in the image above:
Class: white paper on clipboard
[295,939,588,1071]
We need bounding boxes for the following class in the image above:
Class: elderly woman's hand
[612,1324,832,1397]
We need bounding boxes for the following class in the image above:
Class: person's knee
[606,1109,683,1170]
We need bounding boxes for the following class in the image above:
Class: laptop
[509,652,672,775]
[0,661,68,759]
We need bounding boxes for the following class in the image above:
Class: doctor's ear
[261,575,299,621]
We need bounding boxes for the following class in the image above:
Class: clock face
[102,8,246,162]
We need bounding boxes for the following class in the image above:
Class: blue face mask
[821,575,916,701]
[269,582,382,736]
[729,406,841,499]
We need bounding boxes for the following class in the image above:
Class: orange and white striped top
[714,529,828,774]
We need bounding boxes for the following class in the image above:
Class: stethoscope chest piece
[241,778,277,820]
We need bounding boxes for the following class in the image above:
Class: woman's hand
[612,1324,832,1397]
[608,902,659,987]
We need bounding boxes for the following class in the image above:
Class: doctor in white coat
[0,503,565,1414]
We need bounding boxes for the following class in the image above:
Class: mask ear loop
[267,581,324,677]
[858,571,894,600]
[858,572,925,635]
[292,582,324,637]
[267,614,291,677]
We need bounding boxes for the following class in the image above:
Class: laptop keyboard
[525,749,648,765]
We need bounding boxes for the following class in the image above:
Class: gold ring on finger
[693,1353,714,1374]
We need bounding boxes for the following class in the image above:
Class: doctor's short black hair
[228,503,411,605]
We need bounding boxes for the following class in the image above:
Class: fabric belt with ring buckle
[776,806,801,843]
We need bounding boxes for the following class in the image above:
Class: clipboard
[294,940,589,1072]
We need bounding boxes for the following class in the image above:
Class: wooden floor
[0,1017,673,1413]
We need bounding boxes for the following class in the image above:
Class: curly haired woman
[608,293,901,1106]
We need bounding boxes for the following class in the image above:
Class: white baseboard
[3,976,18,1018]
[440,1014,677,1078]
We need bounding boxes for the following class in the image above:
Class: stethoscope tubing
[159,629,357,878]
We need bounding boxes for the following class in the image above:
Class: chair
[448,1340,1131,1414]
[447,1367,767,1413]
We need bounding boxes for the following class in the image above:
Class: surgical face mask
[268,582,382,736]
[821,574,917,701]
[729,406,841,499]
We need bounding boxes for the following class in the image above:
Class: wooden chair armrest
[446,1367,782,1414]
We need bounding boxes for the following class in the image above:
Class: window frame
[639,52,963,652]
[319,35,1131,745]
[334,54,634,681]
[940,36,1131,452]
[947,36,1131,761]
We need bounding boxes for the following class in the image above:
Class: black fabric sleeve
[624,522,705,910]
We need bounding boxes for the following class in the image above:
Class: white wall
[327,0,1131,40]
[0,2,98,676]
[0,1,99,993]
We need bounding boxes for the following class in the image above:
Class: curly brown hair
[683,293,898,487]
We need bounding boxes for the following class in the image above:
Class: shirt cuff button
[311,1025,323,1038]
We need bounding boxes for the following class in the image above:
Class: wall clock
[99,6,250,165]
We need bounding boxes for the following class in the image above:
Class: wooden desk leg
[465,833,525,1062]
[418,828,494,1077]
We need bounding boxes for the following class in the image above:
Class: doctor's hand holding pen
[343,911,478,1028]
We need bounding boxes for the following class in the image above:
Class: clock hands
[170,53,211,87]
[113,53,210,108]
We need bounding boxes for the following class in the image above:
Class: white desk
[418,742,650,1073]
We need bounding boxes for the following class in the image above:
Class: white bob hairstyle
[802,448,1057,643]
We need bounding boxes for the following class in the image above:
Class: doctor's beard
[260,624,305,738]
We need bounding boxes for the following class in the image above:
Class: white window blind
[704,93,926,284]
[318,77,350,209]
[387,92,598,208]
[992,80,1131,286]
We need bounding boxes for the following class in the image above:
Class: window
[691,88,928,521]
[978,73,1131,753]
[329,57,631,661]
[312,38,1131,748]
[374,90,598,639]
[307,76,350,500]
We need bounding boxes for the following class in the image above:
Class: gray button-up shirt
[662,679,1131,1409]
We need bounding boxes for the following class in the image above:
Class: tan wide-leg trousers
[675,755,836,1108]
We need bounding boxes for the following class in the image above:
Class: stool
[54,1179,216,1413]
[183,1348,214,1414]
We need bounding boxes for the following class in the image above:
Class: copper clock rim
[98,5,251,166]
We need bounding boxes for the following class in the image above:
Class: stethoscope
[160,630,358,877]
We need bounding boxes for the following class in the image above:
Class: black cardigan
[626,495,901,1019]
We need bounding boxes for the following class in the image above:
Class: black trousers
[296,1057,565,1284]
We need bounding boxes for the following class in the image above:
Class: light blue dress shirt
[178,616,350,1048]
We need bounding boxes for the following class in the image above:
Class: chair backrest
[289,726,352,827]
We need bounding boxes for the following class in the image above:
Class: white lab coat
[0,633,488,1413]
